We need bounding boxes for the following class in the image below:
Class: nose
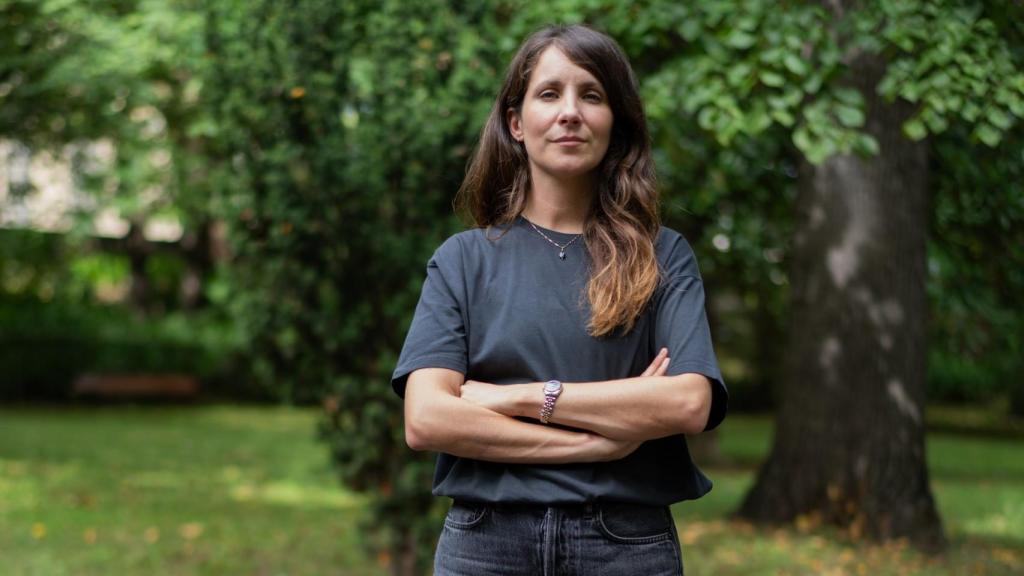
[558,96,582,125]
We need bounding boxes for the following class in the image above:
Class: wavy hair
[455,24,661,337]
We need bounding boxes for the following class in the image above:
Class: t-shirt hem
[391,354,467,398]
[665,360,721,380]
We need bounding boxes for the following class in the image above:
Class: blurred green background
[1,0,1021,574]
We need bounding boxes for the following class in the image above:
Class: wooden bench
[72,374,200,400]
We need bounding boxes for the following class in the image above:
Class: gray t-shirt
[391,214,727,505]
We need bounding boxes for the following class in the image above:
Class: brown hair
[455,24,661,337]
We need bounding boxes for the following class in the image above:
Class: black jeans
[434,499,684,575]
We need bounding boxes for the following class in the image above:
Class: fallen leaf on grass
[992,547,1020,568]
[679,521,713,545]
[74,492,97,509]
[795,512,822,533]
[179,522,204,540]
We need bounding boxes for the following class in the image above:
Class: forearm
[510,374,712,441]
[408,393,600,464]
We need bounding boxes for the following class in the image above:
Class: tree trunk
[125,219,151,315]
[179,219,215,310]
[736,48,946,551]
[392,526,418,576]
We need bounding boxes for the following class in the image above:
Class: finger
[654,356,670,376]
[641,348,669,377]
[643,348,667,375]
[640,353,659,376]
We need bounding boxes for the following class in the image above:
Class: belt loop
[583,502,594,520]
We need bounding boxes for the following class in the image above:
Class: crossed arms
[403,347,714,465]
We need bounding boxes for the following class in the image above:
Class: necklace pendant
[559,250,566,260]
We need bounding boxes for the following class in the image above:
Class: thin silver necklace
[523,216,583,260]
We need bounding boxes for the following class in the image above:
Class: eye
[540,90,558,100]
[584,92,604,103]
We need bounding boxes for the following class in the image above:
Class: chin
[542,159,602,178]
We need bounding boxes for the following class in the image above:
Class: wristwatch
[539,380,563,424]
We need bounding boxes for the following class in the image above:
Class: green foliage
[0,0,217,263]
[0,228,68,298]
[0,294,242,401]
[0,228,243,401]
[201,0,519,570]
[928,121,1024,411]
[872,1,1024,147]
[597,0,1024,163]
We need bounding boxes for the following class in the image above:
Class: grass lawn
[0,406,377,576]
[1,406,1021,575]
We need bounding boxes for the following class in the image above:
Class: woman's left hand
[460,379,517,416]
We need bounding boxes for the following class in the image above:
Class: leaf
[987,108,1013,130]
[771,108,795,127]
[945,93,963,113]
[975,123,1002,147]
[745,106,773,133]
[793,125,812,154]
[833,87,863,106]
[760,70,785,88]
[923,109,948,133]
[930,71,951,90]
[1009,95,1024,117]
[697,107,717,130]
[895,36,914,52]
[726,30,757,50]
[835,104,865,128]
[962,101,981,122]
[726,63,752,88]
[805,139,834,165]
[783,54,807,76]
[903,118,928,141]
[678,20,701,41]
[902,83,921,103]
[802,73,823,94]
[854,134,880,157]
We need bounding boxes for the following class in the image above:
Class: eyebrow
[533,78,605,92]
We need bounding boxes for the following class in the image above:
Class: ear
[506,107,524,142]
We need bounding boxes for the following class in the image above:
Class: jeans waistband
[451,498,665,517]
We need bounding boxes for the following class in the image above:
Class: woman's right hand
[641,347,671,377]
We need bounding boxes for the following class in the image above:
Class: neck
[521,168,594,234]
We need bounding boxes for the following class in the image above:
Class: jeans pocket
[595,502,674,544]
[444,500,490,531]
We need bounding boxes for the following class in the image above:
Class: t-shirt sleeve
[652,232,728,432]
[390,236,469,399]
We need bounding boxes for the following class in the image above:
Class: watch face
[544,380,561,393]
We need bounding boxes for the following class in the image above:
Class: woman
[391,23,727,576]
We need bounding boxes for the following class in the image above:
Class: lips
[553,136,585,143]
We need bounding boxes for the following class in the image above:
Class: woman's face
[507,45,613,181]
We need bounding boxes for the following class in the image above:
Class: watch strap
[540,380,562,424]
